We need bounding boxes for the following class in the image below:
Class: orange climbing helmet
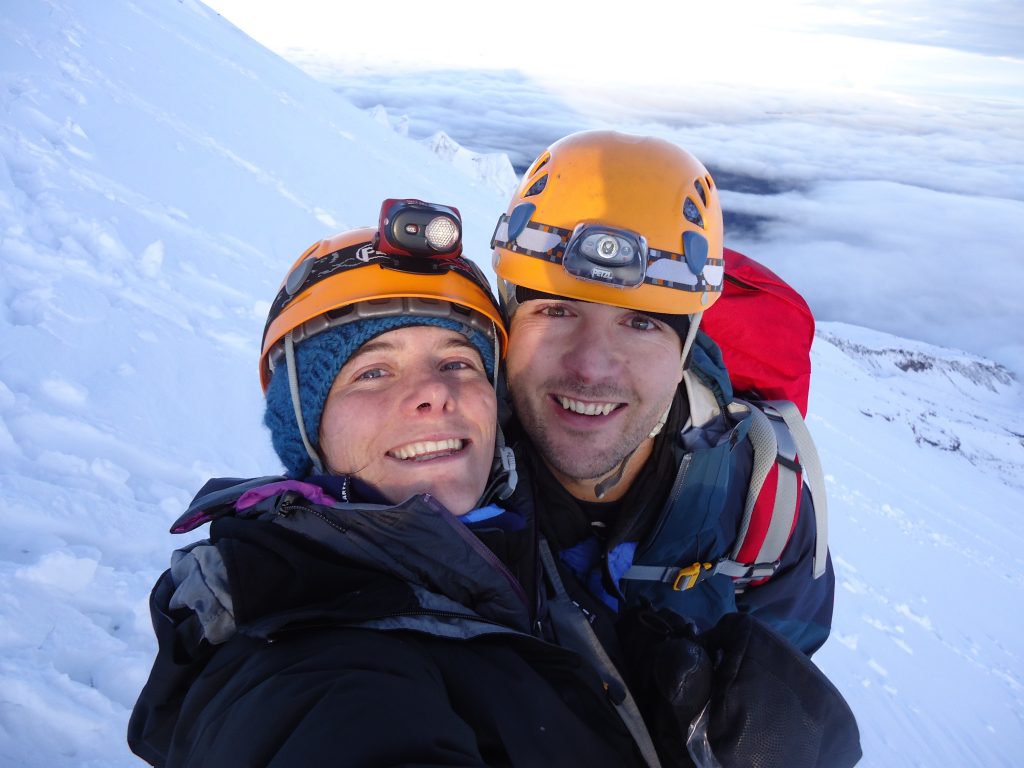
[260,199,507,391]
[491,130,724,316]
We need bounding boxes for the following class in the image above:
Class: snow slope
[809,324,1024,767]
[1,1,1021,766]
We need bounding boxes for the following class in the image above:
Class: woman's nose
[406,368,455,414]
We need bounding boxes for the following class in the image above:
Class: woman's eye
[356,368,386,380]
[441,359,486,373]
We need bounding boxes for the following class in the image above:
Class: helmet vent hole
[705,174,715,190]
[525,174,548,197]
[683,197,704,229]
[527,152,551,177]
[694,179,708,206]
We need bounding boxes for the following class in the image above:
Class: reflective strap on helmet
[492,215,722,293]
[285,330,324,475]
[268,297,498,377]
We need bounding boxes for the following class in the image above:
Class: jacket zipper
[278,502,346,533]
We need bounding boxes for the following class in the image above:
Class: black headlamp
[264,198,491,351]
[561,223,648,288]
[375,198,462,258]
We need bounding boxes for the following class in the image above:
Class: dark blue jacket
[521,332,835,656]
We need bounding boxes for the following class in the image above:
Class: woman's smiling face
[318,324,496,515]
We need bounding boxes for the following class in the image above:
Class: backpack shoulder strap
[764,400,829,578]
[538,540,663,768]
[622,399,829,594]
[727,399,828,581]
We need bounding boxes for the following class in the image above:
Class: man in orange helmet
[492,130,836,657]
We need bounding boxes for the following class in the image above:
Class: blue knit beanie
[264,315,496,478]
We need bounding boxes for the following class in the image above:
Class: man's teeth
[389,438,464,461]
[557,396,617,416]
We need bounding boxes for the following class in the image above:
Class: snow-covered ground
[1,1,1022,766]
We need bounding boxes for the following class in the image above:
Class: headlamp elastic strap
[284,330,324,475]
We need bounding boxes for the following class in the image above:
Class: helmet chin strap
[284,330,325,475]
[473,320,519,508]
[477,424,518,505]
[593,448,636,501]
[680,310,703,365]
[592,402,670,501]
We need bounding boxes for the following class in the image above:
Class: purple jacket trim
[171,512,213,534]
[236,480,340,512]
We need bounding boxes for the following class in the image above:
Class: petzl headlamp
[376,198,462,258]
[562,223,648,288]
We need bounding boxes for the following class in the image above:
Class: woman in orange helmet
[129,194,859,768]
[127,199,651,767]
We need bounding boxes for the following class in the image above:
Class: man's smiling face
[506,297,682,501]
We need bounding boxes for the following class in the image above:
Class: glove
[694,612,862,768]
[619,608,862,768]
[618,606,714,768]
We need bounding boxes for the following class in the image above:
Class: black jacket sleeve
[164,629,490,767]
[128,570,216,765]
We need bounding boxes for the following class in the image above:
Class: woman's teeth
[389,438,464,461]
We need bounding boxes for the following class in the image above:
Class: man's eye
[628,315,658,331]
[541,305,568,318]
[441,360,471,371]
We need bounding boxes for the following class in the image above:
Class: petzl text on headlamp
[561,223,648,288]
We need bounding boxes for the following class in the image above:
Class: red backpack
[702,248,814,417]
[692,249,827,587]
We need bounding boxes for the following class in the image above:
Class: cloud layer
[207,0,1024,375]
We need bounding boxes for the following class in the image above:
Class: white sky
[205,0,1024,98]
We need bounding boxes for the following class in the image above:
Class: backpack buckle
[671,561,714,591]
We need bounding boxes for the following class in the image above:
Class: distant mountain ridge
[370,105,520,198]
[815,322,1024,493]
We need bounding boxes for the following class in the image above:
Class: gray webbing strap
[764,400,830,579]
[753,409,800,567]
[538,540,662,768]
[731,401,777,556]
[682,368,722,430]
[622,559,777,591]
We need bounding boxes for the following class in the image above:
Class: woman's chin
[422,484,482,517]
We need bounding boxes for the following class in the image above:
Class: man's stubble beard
[510,378,661,484]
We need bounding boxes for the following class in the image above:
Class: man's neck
[545,438,655,503]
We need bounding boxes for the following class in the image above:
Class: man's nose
[558,319,623,382]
